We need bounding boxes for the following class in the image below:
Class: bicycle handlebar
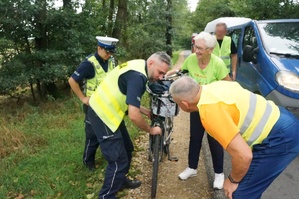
[162,70,188,81]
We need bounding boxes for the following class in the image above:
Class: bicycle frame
[147,70,188,198]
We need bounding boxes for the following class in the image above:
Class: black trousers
[188,111,224,173]
[83,104,99,167]
[88,107,134,199]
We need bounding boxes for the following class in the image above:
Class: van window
[243,26,257,49]
[229,29,242,48]
[258,22,299,56]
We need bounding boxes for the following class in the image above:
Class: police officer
[213,22,238,80]
[68,36,119,171]
[88,52,171,198]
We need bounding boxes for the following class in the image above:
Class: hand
[165,70,175,78]
[150,126,162,135]
[224,178,239,199]
[81,96,90,106]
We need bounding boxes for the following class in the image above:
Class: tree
[166,0,173,57]
[0,0,194,101]
[112,0,128,39]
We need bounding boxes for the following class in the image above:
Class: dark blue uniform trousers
[83,111,99,167]
[88,107,134,199]
[189,111,224,173]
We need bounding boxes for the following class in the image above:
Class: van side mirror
[243,45,259,64]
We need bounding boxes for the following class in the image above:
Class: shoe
[178,167,197,180]
[213,173,224,189]
[86,164,96,172]
[121,178,141,189]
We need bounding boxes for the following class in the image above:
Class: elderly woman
[166,32,231,189]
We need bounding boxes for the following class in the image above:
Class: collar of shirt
[94,52,107,65]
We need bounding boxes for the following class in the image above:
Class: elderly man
[68,36,118,171]
[213,22,238,80]
[169,76,299,199]
[88,52,171,199]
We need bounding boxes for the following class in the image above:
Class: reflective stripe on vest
[89,59,147,132]
[213,36,231,67]
[240,93,274,146]
[85,55,114,97]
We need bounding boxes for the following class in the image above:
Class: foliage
[0,0,192,100]
[191,0,299,32]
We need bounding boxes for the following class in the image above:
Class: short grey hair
[170,76,200,102]
[193,32,217,48]
[150,51,172,68]
[216,22,228,31]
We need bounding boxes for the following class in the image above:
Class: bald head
[170,76,200,102]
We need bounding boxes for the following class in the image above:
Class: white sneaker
[213,173,224,189]
[178,167,197,180]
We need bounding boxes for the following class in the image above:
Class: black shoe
[86,164,96,172]
[121,178,141,189]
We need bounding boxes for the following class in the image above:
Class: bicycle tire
[163,117,173,155]
[151,135,161,199]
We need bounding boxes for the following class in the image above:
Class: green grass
[171,50,182,65]
[0,96,143,199]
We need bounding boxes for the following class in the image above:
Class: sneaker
[213,173,224,189]
[178,167,197,180]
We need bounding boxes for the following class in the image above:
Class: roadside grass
[0,95,142,199]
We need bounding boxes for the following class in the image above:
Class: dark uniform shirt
[217,39,237,54]
[71,52,109,83]
[118,65,148,108]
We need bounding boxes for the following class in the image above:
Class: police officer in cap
[68,36,119,171]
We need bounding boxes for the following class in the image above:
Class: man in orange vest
[169,76,299,199]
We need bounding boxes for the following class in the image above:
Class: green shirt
[181,53,229,85]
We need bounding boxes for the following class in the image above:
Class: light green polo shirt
[181,53,228,85]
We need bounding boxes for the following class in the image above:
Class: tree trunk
[34,0,47,99]
[35,0,59,99]
[108,0,115,34]
[63,0,72,9]
[112,0,127,39]
[166,0,173,57]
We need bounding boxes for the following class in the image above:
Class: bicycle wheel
[151,135,161,199]
[163,117,173,155]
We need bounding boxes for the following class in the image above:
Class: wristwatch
[228,174,240,184]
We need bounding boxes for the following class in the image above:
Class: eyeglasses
[193,45,209,52]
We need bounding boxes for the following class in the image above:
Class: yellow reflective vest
[213,36,231,69]
[197,81,280,147]
[89,59,147,132]
[84,55,115,97]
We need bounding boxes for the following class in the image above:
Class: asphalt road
[203,137,299,199]
[182,50,299,199]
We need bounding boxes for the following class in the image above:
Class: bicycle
[146,70,188,199]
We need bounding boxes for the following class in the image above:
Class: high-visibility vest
[84,55,115,97]
[213,36,231,69]
[89,59,147,132]
[197,81,280,147]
